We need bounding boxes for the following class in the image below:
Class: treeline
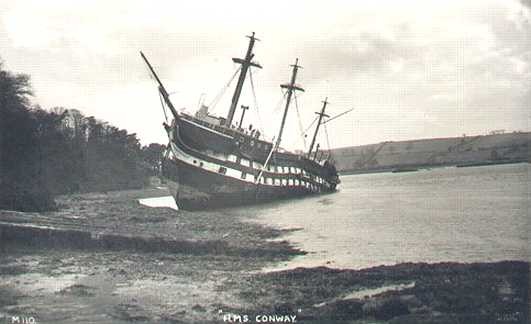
[0,60,164,211]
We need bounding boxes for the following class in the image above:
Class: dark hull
[142,36,341,211]
[163,158,317,210]
[178,115,336,180]
[162,117,339,211]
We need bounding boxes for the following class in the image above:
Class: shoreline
[1,188,529,323]
[339,160,530,176]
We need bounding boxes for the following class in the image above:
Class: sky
[1,0,530,150]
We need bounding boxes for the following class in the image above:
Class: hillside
[329,132,531,173]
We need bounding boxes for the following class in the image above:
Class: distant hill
[329,132,531,173]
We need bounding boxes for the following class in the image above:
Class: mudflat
[0,188,528,323]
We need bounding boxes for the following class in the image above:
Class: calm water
[239,163,530,270]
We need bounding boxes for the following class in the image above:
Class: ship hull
[162,117,339,211]
[163,157,316,210]
[162,122,336,210]
[141,36,341,211]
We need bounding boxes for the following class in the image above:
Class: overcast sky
[1,0,529,149]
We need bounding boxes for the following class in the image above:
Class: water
[242,163,530,270]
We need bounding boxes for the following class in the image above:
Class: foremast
[226,32,262,126]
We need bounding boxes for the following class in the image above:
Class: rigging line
[303,116,319,135]
[248,68,267,139]
[293,93,307,150]
[322,108,354,125]
[143,62,169,123]
[255,139,276,185]
[209,66,241,111]
[273,91,289,139]
[208,65,242,112]
[158,90,169,123]
[264,91,288,141]
[258,90,288,142]
[287,115,322,150]
[273,90,289,113]
[323,122,332,159]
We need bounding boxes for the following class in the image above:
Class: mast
[308,97,330,156]
[140,51,179,120]
[276,58,305,150]
[226,32,262,126]
[238,105,249,128]
[313,143,320,161]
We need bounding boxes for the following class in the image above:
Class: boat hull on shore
[163,121,336,210]
[140,35,340,211]
[163,158,318,210]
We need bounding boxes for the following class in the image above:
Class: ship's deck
[179,113,331,168]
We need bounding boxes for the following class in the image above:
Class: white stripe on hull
[168,141,332,192]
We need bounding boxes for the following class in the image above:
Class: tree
[142,143,165,175]
[1,58,162,211]
[0,61,55,211]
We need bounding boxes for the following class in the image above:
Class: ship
[141,33,342,210]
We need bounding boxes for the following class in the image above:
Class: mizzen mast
[226,32,262,126]
[308,97,329,156]
[276,58,304,150]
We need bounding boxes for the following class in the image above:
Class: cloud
[519,0,531,8]
[1,0,529,147]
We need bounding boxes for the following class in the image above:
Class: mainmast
[308,97,329,156]
[276,58,304,149]
[226,32,262,126]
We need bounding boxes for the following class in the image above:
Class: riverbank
[339,160,530,176]
[1,188,528,323]
[330,132,530,175]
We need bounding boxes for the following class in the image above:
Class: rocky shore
[0,188,529,323]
